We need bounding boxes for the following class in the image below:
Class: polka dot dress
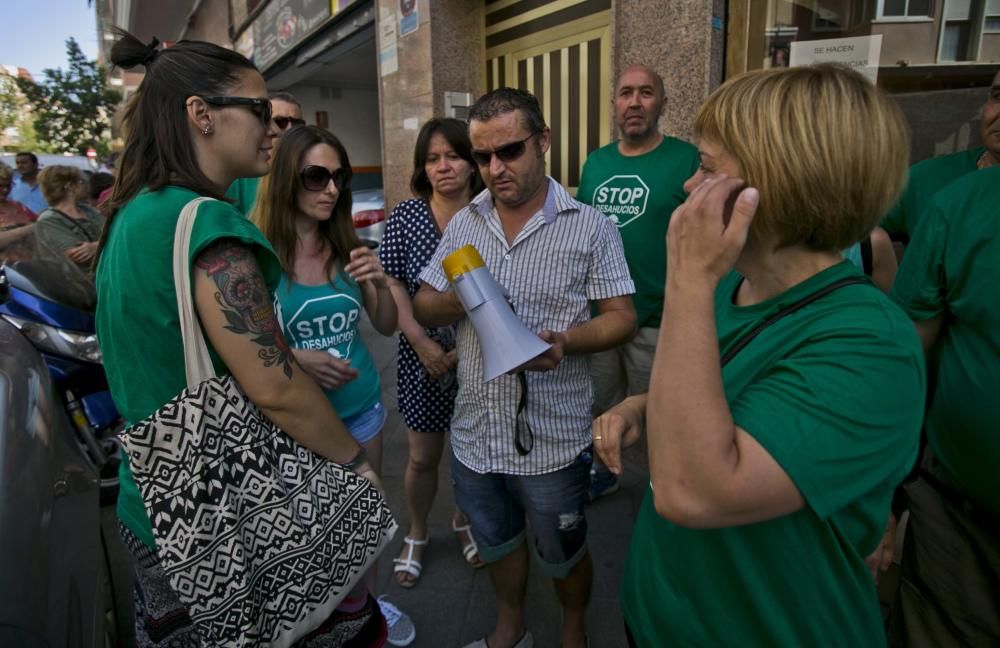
[379,198,458,433]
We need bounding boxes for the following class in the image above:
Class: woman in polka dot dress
[379,118,485,587]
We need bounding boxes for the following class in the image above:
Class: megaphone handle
[513,371,534,456]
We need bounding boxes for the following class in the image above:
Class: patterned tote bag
[119,197,397,647]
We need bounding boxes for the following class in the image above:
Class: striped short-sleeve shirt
[419,177,635,475]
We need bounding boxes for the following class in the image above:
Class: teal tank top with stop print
[274,272,380,420]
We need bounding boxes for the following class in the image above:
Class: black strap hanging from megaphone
[506,297,535,456]
[514,371,533,456]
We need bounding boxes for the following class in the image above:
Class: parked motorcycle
[0,261,131,646]
[0,260,122,501]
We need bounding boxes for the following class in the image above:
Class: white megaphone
[443,244,551,382]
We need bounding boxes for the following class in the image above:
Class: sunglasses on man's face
[470,133,537,167]
[300,165,350,192]
[201,96,273,126]
[274,116,306,130]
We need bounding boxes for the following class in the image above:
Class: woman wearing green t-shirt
[252,126,414,647]
[95,31,384,646]
[594,65,925,646]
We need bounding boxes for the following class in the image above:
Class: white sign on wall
[790,35,883,84]
[378,13,398,77]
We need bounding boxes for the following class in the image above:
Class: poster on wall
[235,27,255,62]
[790,35,883,84]
[253,0,332,70]
[399,0,418,36]
[379,13,398,76]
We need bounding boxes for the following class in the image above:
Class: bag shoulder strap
[172,197,218,388]
[720,276,870,368]
[49,207,96,242]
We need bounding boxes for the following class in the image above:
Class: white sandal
[452,522,485,567]
[393,536,428,588]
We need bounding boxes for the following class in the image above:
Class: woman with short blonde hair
[596,64,925,646]
[38,165,84,205]
[35,164,104,273]
[692,63,908,250]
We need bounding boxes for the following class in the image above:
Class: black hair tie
[142,37,160,66]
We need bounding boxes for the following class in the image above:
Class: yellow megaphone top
[443,244,485,283]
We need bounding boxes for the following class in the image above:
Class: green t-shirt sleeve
[730,323,924,519]
[224,176,261,217]
[890,201,949,322]
[187,199,281,288]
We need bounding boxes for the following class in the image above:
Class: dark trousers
[888,464,1000,647]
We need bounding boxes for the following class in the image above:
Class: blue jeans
[342,401,386,444]
[450,449,592,579]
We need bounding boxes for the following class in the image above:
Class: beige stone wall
[874,21,940,66]
[979,34,1000,63]
[375,0,484,213]
[612,0,726,144]
[181,0,234,48]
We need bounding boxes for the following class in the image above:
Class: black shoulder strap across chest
[50,208,96,242]
[720,276,870,368]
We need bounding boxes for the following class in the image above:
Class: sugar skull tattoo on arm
[195,239,295,378]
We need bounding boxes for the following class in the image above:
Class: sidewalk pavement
[363,322,650,648]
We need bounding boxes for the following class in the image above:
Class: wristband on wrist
[342,446,368,472]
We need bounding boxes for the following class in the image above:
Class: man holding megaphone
[413,88,636,648]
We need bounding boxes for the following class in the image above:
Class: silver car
[351,187,386,248]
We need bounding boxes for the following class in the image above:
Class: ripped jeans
[450,448,591,579]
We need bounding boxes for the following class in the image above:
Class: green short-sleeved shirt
[621,262,925,647]
[576,137,699,327]
[891,165,1000,512]
[96,186,280,547]
[880,146,985,241]
[225,176,262,217]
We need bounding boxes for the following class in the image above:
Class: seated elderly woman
[595,64,925,647]
[35,165,104,273]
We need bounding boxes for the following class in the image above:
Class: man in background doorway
[576,64,699,500]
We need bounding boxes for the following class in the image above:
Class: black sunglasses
[470,133,537,167]
[201,96,273,126]
[300,165,351,192]
[274,116,306,130]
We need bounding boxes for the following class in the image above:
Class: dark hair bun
[110,27,159,69]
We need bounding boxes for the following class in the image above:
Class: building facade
[95,0,998,209]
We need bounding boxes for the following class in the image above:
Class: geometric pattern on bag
[118,197,396,647]
[121,374,397,647]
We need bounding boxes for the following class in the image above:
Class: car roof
[0,154,107,173]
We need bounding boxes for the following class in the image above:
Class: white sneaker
[463,630,534,648]
[377,595,416,647]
